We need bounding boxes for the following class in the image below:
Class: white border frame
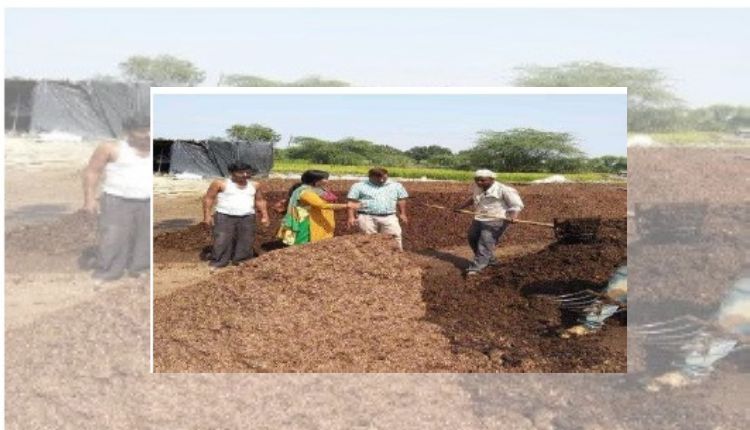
[149,86,627,373]
[6,2,750,8]
[152,87,627,96]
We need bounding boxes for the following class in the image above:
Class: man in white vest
[82,115,151,283]
[454,169,524,276]
[202,163,270,269]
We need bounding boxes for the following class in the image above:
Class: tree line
[513,61,750,133]
[226,124,626,174]
[114,55,749,134]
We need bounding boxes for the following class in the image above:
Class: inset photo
[152,88,627,373]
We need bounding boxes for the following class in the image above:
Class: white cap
[474,169,496,178]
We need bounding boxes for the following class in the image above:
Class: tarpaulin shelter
[5,79,36,133]
[5,79,149,139]
[154,138,274,178]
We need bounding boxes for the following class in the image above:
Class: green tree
[337,138,412,166]
[290,75,349,87]
[218,74,349,87]
[513,61,683,132]
[273,148,289,161]
[219,74,282,87]
[405,145,453,164]
[226,124,281,146]
[423,153,457,169]
[463,128,585,173]
[545,157,588,174]
[686,105,750,131]
[586,155,627,173]
[452,151,474,171]
[287,136,412,166]
[119,54,206,86]
[287,137,337,164]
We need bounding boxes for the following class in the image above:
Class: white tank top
[215,179,256,216]
[102,140,152,200]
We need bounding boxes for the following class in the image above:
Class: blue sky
[153,93,626,156]
[6,9,750,106]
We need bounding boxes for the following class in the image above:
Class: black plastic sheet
[168,140,273,178]
[4,78,149,138]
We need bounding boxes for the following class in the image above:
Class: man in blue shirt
[347,167,409,250]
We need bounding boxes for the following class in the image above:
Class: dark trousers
[211,212,256,268]
[467,219,509,272]
[95,193,150,280]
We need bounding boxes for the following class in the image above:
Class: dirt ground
[4,139,121,330]
[5,138,749,428]
[153,177,628,373]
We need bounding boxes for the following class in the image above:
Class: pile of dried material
[153,222,211,251]
[5,212,96,273]
[152,186,629,373]
[486,219,627,293]
[156,221,628,373]
[153,223,212,264]
[154,235,469,373]
[421,218,628,373]
[6,212,95,254]
[153,185,627,258]
[629,242,744,316]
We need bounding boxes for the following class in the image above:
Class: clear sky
[153,93,626,156]
[6,9,750,106]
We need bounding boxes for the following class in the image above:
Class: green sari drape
[278,185,311,245]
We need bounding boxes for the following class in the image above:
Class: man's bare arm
[454,196,474,211]
[346,199,359,228]
[397,199,409,224]
[82,143,116,214]
[254,182,270,226]
[202,180,224,225]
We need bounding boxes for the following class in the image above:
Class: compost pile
[154,234,468,373]
[485,218,627,292]
[5,212,96,273]
[154,222,211,251]
[154,184,626,259]
[6,212,95,253]
[627,201,747,321]
[630,242,744,309]
[155,218,628,373]
[420,218,628,373]
[153,183,628,373]
[153,223,213,264]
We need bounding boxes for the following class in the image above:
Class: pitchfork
[544,289,627,312]
[632,316,712,347]
[419,203,555,227]
[631,315,750,351]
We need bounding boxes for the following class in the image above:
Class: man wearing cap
[347,167,409,250]
[454,169,524,276]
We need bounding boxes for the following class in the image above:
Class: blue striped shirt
[347,180,408,215]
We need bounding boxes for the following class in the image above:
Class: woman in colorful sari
[278,170,360,245]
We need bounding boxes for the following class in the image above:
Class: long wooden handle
[423,203,554,228]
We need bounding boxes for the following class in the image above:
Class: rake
[546,289,627,311]
[631,315,713,347]
[419,203,602,243]
[420,203,555,227]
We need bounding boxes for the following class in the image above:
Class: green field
[272,161,622,183]
[646,131,750,146]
